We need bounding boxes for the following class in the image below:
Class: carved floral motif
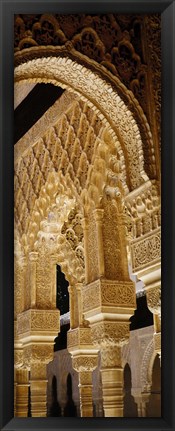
[82,279,135,313]
[92,322,130,347]
[72,356,98,372]
[146,286,161,316]
[130,227,161,272]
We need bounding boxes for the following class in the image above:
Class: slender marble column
[15,368,29,417]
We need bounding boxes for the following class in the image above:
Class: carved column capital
[82,279,136,322]
[29,251,38,262]
[91,321,130,348]
[101,345,122,368]
[72,355,98,373]
[146,284,161,317]
[93,208,104,224]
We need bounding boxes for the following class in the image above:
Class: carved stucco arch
[140,339,156,393]
[14,53,154,191]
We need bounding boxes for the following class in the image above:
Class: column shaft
[68,286,75,329]
[94,209,105,277]
[15,368,29,417]
[29,252,38,308]
[82,218,89,283]
[79,371,93,417]
[30,380,48,417]
[101,368,123,417]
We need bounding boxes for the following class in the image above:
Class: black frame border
[0,1,175,430]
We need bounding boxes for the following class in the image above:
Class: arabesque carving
[14,14,161,165]
[72,356,98,372]
[82,279,135,313]
[24,344,54,365]
[125,181,160,239]
[146,285,161,316]
[101,345,121,368]
[140,339,154,392]
[91,322,130,347]
[14,56,152,190]
[130,227,161,273]
[67,327,93,350]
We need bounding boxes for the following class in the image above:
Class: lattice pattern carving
[14,13,161,156]
[14,99,113,248]
[15,56,152,191]
[125,181,160,240]
[130,227,161,273]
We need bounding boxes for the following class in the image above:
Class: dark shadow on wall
[48,375,62,417]
[123,363,138,417]
[63,373,77,417]
[146,354,161,417]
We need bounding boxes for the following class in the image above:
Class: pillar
[82,217,89,284]
[78,371,93,417]
[76,283,83,326]
[29,358,52,417]
[133,394,150,417]
[68,285,76,329]
[67,326,99,417]
[100,345,124,417]
[15,368,29,417]
[50,255,57,308]
[72,355,98,417]
[82,279,136,417]
[129,226,161,361]
[93,209,105,277]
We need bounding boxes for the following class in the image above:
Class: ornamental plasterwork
[146,285,161,316]
[102,195,128,280]
[82,279,135,314]
[67,327,93,350]
[154,332,161,352]
[30,362,47,380]
[23,344,54,365]
[72,356,98,372]
[100,345,122,368]
[140,338,154,392]
[14,14,161,169]
[15,98,128,253]
[17,309,60,336]
[14,55,152,190]
[14,89,78,160]
[91,322,130,347]
[14,350,24,368]
[130,227,161,273]
[125,180,160,240]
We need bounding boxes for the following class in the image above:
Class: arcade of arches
[14,13,161,417]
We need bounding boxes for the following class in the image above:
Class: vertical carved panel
[102,196,128,280]
[87,211,99,284]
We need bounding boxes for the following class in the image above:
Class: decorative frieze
[82,279,135,314]
[72,355,98,373]
[146,285,161,316]
[130,227,161,272]
[91,321,130,347]
[17,309,60,336]
[24,344,54,365]
[101,345,121,368]
[67,326,93,350]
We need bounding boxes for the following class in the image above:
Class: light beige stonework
[14,36,161,416]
